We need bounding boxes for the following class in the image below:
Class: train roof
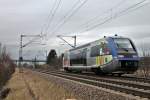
[109,36,128,39]
[69,36,130,52]
[69,43,90,51]
[69,37,106,51]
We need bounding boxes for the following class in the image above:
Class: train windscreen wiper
[121,48,128,52]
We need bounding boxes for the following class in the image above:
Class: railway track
[36,69,150,99]
[37,69,150,84]
[72,72,150,84]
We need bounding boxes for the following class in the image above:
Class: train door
[82,48,87,66]
[63,52,69,68]
[88,45,101,66]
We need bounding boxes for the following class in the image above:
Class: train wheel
[111,73,114,76]
[95,71,100,75]
[118,73,123,76]
[64,68,72,73]
[94,68,102,75]
[74,70,82,73]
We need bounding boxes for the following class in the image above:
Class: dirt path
[4,68,77,100]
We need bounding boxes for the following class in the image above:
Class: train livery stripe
[96,55,113,66]
[100,56,103,65]
[98,56,100,65]
[96,56,98,65]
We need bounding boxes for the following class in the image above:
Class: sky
[0,0,150,60]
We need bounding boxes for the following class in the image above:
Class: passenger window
[100,41,111,55]
[99,48,103,55]
[90,45,100,57]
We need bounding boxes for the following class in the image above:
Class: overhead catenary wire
[41,0,62,36]
[45,0,62,34]
[20,0,61,60]
[78,0,148,33]
[40,0,149,45]
[48,0,81,34]
[22,36,42,47]
[114,0,149,18]
[40,0,58,35]
[120,2,150,16]
[77,0,125,29]
[50,0,89,35]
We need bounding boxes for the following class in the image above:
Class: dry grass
[4,69,33,100]
[134,57,150,78]
[5,68,77,100]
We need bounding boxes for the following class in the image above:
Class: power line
[41,0,62,35]
[78,0,125,29]
[115,0,147,16]
[54,0,125,35]
[22,35,42,47]
[45,0,62,34]
[41,0,149,41]
[115,0,149,17]
[50,0,89,35]
[48,0,81,34]
[79,0,149,33]
[119,2,150,17]
[40,0,58,35]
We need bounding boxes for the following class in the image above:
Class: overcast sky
[0,0,150,60]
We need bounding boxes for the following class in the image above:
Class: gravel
[32,71,145,100]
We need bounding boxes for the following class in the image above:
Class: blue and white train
[63,35,140,75]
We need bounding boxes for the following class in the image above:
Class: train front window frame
[113,38,134,49]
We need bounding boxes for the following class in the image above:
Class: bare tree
[136,43,150,78]
[0,44,15,90]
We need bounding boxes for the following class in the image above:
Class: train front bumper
[101,58,139,74]
[117,60,139,73]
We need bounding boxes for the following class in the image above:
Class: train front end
[111,37,140,74]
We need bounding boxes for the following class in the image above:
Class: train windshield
[113,38,134,49]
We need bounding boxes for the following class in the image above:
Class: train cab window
[90,45,100,57]
[113,38,133,49]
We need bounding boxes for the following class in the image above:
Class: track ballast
[36,69,150,99]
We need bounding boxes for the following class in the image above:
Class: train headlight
[118,55,124,58]
[114,56,117,59]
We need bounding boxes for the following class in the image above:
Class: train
[63,35,140,76]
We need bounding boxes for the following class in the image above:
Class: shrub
[0,45,15,90]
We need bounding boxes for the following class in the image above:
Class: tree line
[46,49,64,70]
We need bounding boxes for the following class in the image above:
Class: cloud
[1,0,150,59]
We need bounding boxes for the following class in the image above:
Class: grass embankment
[5,68,77,100]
